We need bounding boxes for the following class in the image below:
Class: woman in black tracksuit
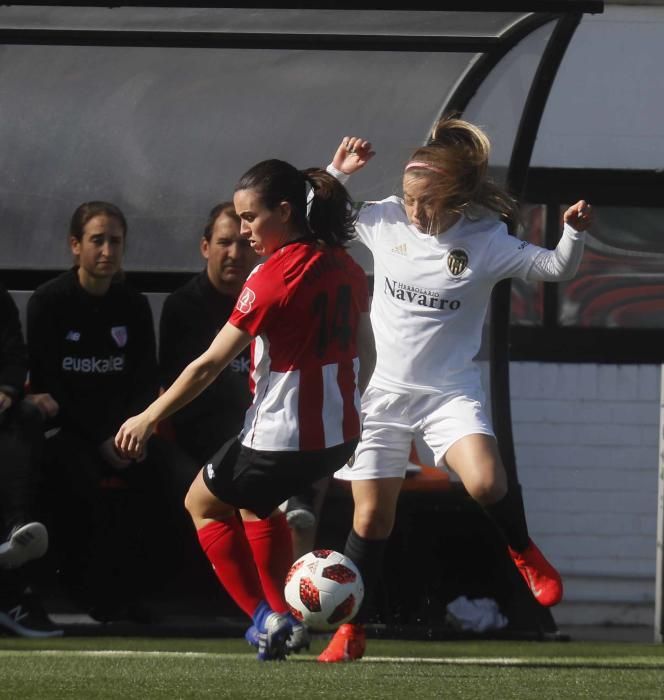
[26,202,173,622]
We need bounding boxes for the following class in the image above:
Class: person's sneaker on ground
[508,538,563,607]
[0,522,48,570]
[285,496,316,530]
[285,616,310,653]
[317,622,366,663]
[256,612,290,661]
[0,588,63,638]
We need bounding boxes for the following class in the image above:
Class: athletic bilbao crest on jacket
[111,325,128,348]
[447,249,469,277]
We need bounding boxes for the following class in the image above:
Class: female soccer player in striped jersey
[115,160,375,661]
[318,117,592,663]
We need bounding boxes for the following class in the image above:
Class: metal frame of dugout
[1,1,606,640]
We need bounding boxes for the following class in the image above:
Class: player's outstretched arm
[526,199,591,282]
[331,136,375,176]
[115,322,252,459]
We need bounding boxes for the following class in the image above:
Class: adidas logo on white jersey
[390,243,408,256]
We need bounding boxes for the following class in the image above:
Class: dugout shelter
[0,1,605,638]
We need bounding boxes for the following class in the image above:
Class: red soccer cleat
[317,623,366,663]
[508,539,563,607]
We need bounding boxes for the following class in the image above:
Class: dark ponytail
[235,159,356,248]
[302,168,356,247]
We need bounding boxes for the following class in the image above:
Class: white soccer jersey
[356,197,542,392]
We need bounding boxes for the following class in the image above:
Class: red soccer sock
[197,516,265,618]
[243,513,294,614]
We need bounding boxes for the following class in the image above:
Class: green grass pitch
[1,636,663,699]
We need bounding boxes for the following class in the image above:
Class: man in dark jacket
[159,202,258,465]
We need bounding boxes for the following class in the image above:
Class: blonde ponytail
[406,117,520,228]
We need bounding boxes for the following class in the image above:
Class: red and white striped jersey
[229,240,369,451]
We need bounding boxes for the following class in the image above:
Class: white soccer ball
[284,549,364,631]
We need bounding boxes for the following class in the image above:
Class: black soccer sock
[483,484,530,553]
[343,528,388,624]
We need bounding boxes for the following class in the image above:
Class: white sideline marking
[0,650,663,667]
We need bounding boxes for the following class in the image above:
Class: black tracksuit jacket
[26,269,158,444]
[159,270,251,462]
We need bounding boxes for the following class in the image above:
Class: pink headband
[404,161,445,176]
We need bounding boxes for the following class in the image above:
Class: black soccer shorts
[201,436,358,519]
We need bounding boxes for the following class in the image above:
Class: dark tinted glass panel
[559,206,664,328]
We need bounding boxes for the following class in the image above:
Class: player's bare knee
[466,476,506,506]
[353,505,394,539]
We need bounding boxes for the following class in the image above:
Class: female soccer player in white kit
[318,118,593,662]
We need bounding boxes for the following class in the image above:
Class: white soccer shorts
[335,383,495,481]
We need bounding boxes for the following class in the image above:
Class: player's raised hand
[564,200,592,231]
[332,136,375,175]
[115,411,156,460]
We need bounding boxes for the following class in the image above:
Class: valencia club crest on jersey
[447,249,469,277]
[111,326,128,348]
[236,287,256,314]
